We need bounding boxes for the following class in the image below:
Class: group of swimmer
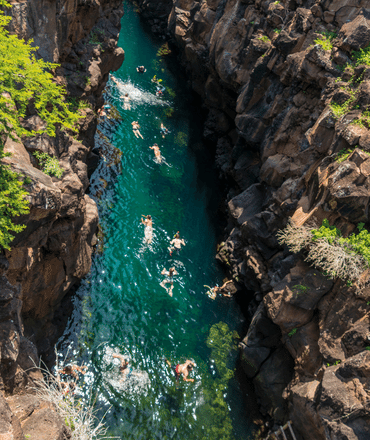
[141,214,184,297]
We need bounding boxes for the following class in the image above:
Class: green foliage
[314,31,337,51]
[366,346,370,350]
[0,6,80,138]
[250,21,255,25]
[335,147,354,163]
[311,219,370,267]
[330,96,356,119]
[274,28,282,34]
[311,218,342,242]
[0,1,81,249]
[352,45,370,67]
[327,360,341,367]
[351,110,370,129]
[174,132,188,148]
[157,42,171,57]
[0,152,30,249]
[292,284,309,295]
[33,151,64,178]
[258,35,270,43]
[288,328,297,337]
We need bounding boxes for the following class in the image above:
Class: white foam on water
[110,76,170,107]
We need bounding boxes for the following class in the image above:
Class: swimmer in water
[112,353,132,381]
[132,121,143,139]
[160,267,178,297]
[58,364,87,380]
[160,122,169,139]
[141,215,153,244]
[168,232,185,255]
[204,280,233,300]
[136,65,146,73]
[123,94,131,110]
[149,143,163,163]
[165,359,195,383]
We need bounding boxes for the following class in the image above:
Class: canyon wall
[0,0,124,437]
[136,0,370,438]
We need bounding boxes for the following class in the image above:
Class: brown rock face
[0,0,124,437]
[134,0,370,437]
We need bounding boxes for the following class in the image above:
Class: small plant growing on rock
[258,35,271,43]
[33,151,64,178]
[335,148,354,163]
[314,31,337,51]
[292,284,309,295]
[274,28,282,34]
[288,328,297,337]
[353,45,370,67]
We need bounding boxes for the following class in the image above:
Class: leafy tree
[0,0,80,249]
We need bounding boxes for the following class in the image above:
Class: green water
[60,2,254,438]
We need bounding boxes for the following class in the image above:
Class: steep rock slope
[0,0,124,437]
[136,0,370,438]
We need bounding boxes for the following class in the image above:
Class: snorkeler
[132,121,144,139]
[136,65,146,73]
[141,215,153,244]
[204,280,233,300]
[165,359,195,382]
[160,267,178,297]
[160,122,169,139]
[149,143,163,164]
[168,232,185,256]
[156,85,166,96]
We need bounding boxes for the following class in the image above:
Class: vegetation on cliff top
[278,219,370,284]
[0,0,80,249]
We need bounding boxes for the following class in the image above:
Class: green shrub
[258,35,270,43]
[278,219,370,283]
[33,151,64,178]
[330,96,356,119]
[335,148,354,163]
[314,31,337,51]
[353,45,370,66]
[0,0,80,249]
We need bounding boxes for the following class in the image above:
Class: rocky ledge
[0,0,124,437]
[135,0,370,438]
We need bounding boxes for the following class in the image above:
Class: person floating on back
[149,143,163,164]
[160,267,178,297]
[165,359,195,382]
[132,121,144,139]
[141,215,153,244]
[123,93,131,110]
[168,231,185,256]
[136,65,146,73]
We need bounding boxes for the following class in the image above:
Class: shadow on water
[58,1,257,438]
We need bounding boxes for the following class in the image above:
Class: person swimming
[168,232,185,255]
[141,215,153,244]
[112,353,132,381]
[160,122,169,139]
[160,267,178,297]
[58,364,87,380]
[123,94,131,110]
[149,143,163,164]
[132,121,144,139]
[136,65,146,73]
[165,359,195,382]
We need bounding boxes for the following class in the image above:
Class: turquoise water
[59,2,254,438]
